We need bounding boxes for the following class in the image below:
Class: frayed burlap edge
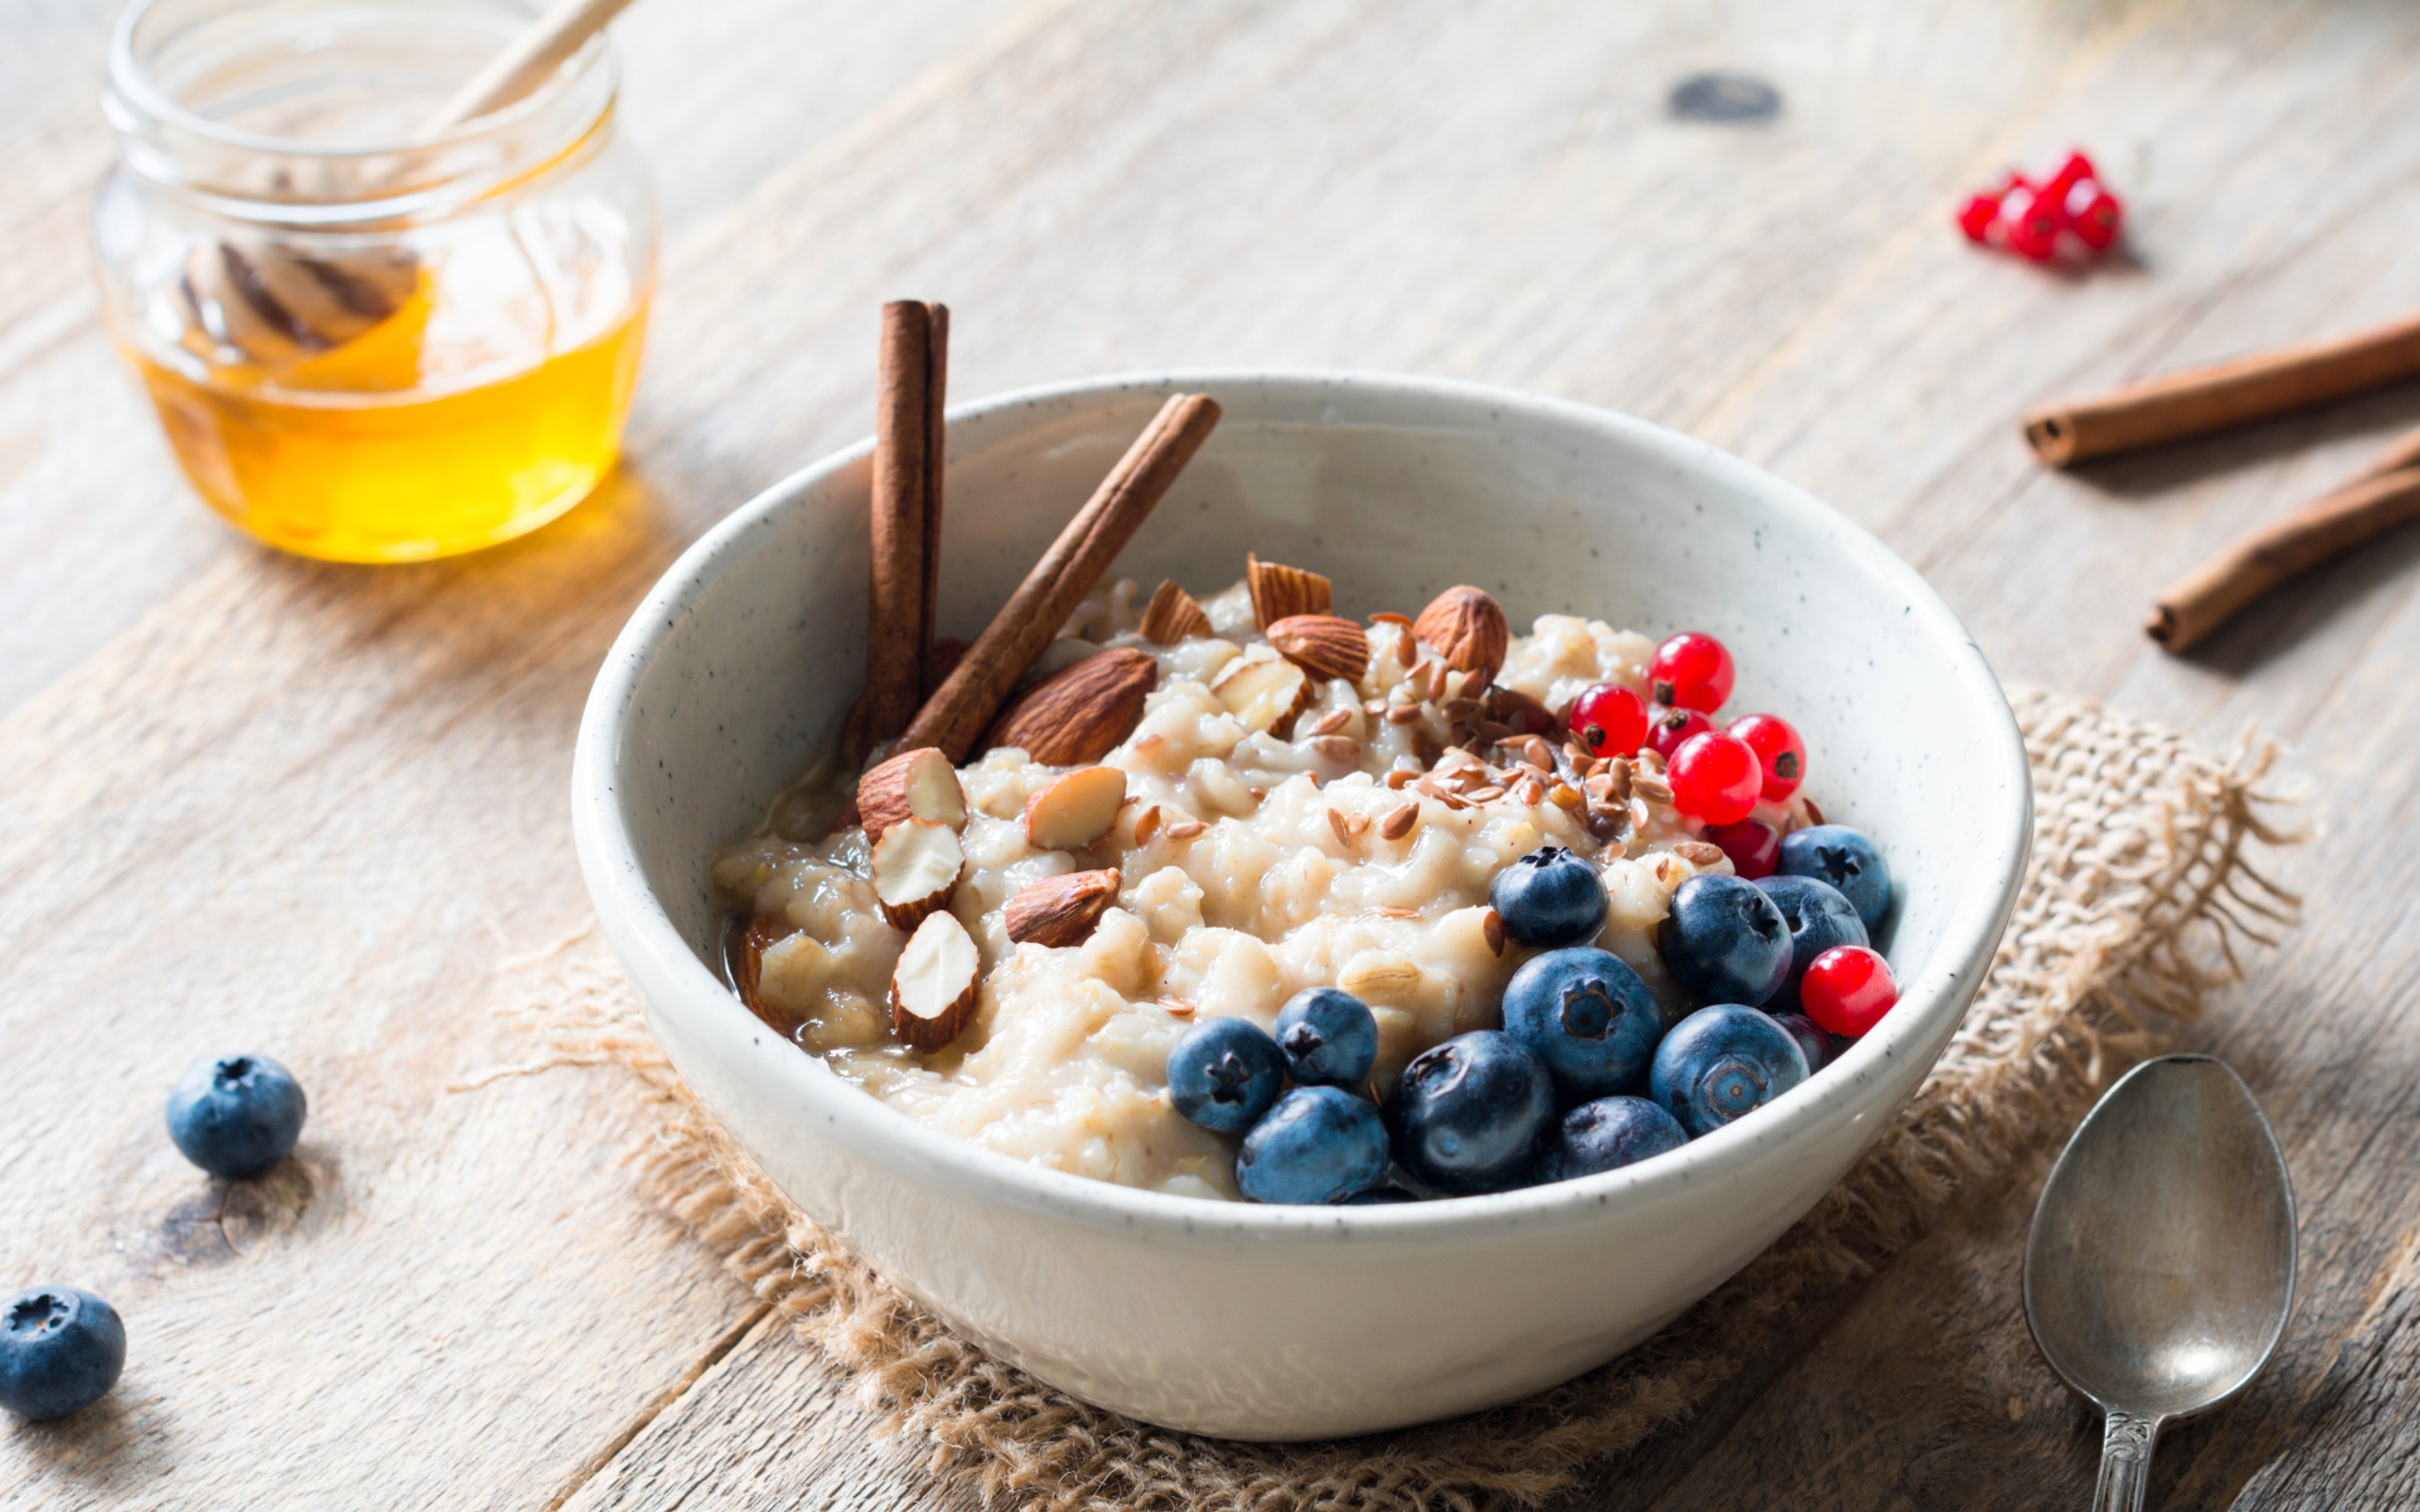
[477,687,2298,1512]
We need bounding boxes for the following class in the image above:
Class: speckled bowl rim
[573,367,2031,1245]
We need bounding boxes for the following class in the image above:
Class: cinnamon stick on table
[865,300,948,745]
[2024,308,2420,467]
[2148,422,2420,651]
[900,393,1223,762]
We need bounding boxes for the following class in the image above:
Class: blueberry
[1778,824,1893,934]
[1274,987,1379,1087]
[165,1054,307,1179]
[1236,1087,1390,1204]
[1755,874,1869,1012]
[1388,1031,1555,1194]
[1543,1096,1688,1181]
[1766,1011,1831,1075]
[1658,874,1792,1007]
[1500,947,1664,1102]
[1168,1017,1287,1133]
[1489,845,1608,948]
[1649,1004,1810,1137]
[0,1286,125,1421]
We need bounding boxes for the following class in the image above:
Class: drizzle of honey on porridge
[124,275,649,563]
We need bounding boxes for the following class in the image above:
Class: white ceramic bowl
[573,371,2030,1441]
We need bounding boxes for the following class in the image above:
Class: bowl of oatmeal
[572,370,2029,1439]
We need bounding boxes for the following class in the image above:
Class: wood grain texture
[5,0,2420,1506]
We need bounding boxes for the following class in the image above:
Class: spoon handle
[2092,1411,2161,1512]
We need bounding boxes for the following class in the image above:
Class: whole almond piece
[890,910,980,1052]
[734,912,793,1018]
[1246,553,1332,627]
[1412,586,1509,685]
[982,647,1157,764]
[1265,614,1370,684]
[1138,579,1214,645]
[1005,867,1122,948]
[872,818,964,931]
[1211,648,1313,737]
[1025,765,1128,850]
[857,747,967,845]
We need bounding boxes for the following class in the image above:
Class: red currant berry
[2064,180,2123,251]
[1666,731,1760,825]
[1799,945,1897,1037]
[2036,147,2098,203]
[1705,818,1780,880]
[1645,704,1712,761]
[1726,713,1806,801]
[1567,682,1649,758]
[1648,632,1734,712]
[1956,192,2002,243]
[1999,185,2060,262]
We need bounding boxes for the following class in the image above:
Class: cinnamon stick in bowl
[2148,422,2420,651]
[865,301,948,745]
[2025,309,2420,467]
[901,392,1223,762]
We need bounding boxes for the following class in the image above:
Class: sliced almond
[1211,648,1313,737]
[982,647,1158,764]
[1246,553,1332,627]
[1004,868,1122,948]
[1265,614,1370,684]
[1024,765,1128,850]
[856,747,967,845]
[889,910,980,1052]
[1139,579,1214,645]
[872,818,964,931]
[1412,586,1509,685]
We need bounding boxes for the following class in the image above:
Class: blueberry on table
[1274,987,1379,1087]
[1489,846,1608,949]
[1649,1004,1810,1137]
[1,1286,125,1421]
[1658,873,1793,1007]
[165,1053,307,1179]
[1168,1017,1287,1133]
[1754,874,1869,1012]
[1543,1096,1688,1181]
[1778,824,1893,934]
[1501,947,1664,1102]
[1389,1031,1555,1195]
[1766,1011,1833,1076]
[1236,1087,1390,1205]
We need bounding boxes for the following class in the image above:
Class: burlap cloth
[488,687,2296,1511]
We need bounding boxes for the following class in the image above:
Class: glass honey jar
[94,0,657,563]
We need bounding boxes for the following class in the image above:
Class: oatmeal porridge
[712,564,1838,1201]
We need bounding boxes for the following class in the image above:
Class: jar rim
[104,0,619,222]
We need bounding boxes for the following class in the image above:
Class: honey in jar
[95,0,658,563]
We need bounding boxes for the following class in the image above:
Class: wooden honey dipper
[179,0,640,365]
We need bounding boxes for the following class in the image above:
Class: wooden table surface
[8,1,2420,1506]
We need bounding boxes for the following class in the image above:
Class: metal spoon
[2024,1054,2296,1511]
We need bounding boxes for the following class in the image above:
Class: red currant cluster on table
[1956,147,2124,263]
[1566,629,1894,1040]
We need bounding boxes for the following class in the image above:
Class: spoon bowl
[2024,1054,2296,1509]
